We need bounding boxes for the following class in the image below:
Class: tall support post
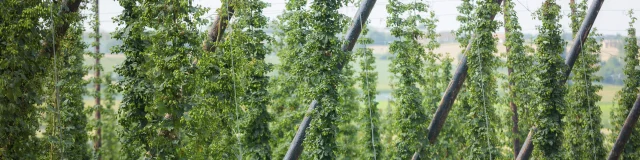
[92,0,102,159]
[504,0,519,155]
[283,0,377,159]
[504,0,605,158]
[608,94,640,160]
[516,127,536,160]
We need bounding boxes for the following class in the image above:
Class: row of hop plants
[3,0,640,159]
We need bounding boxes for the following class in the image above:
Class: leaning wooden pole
[425,0,504,144]
[202,5,235,52]
[515,127,536,160]
[506,0,605,158]
[562,0,605,85]
[282,0,377,159]
[607,94,640,160]
[410,2,504,159]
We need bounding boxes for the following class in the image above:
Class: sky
[87,0,640,35]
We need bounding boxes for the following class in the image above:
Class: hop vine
[611,9,640,160]
[532,0,567,159]
[461,0,502,159]
[386,0,432,158]
[356,21,383,159]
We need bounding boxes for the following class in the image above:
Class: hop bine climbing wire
[283,0,377,159]
[514,0,605,159]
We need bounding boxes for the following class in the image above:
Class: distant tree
[421,8,442,117]
[100,72,122,160]
[532,0,567,159]
[454,0,476,46]
[436,0,477,158]
[612,9,640,160]
[87,0,104,158]
[336,4,359,158]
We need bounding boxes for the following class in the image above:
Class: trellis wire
[473,9,493,159]
[49,0,64,159]
[224,0,243,159]
[359,11,378,160]
[478,35,493,160]
[581,31,597,160]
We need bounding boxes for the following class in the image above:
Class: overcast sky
[86,0,640,35]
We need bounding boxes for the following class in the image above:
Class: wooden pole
[93,0,101,159]
[283,0,377,159]
[282,101,317,160]
[418,0,604,158]
[607,94,640,160]
[504,0,520,156]
[515,127,536,160]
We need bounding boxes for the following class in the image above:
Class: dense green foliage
[462,0,501,159]
[41,1,90,159]
[100,72,123,160]
[268,0,308,158]
[612,9,640,160]
[386,0,432,158]
[562,1,606,159]
[43,13,90,160]
[0,1,48,159]
[225,0,273,158]
[112,0,153,158]
[503,0,536,157]
[297,0,349,159]
[532,0,567,159]
[1,0,636,159]
[356,22,383,159]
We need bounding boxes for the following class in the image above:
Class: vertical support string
[225,1,243,159]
